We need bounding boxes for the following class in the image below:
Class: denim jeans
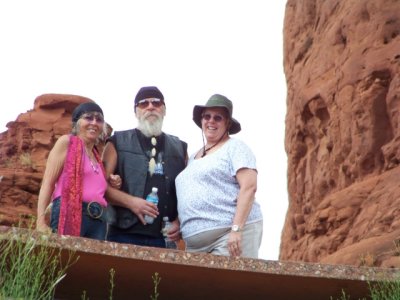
[50,197,107,241]
[107,230,166,248]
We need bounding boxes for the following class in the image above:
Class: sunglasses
[202,113,224,122]
[136,98,164,109]
[81,113,104,124]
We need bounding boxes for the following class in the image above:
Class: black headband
[72,102,104,122]
[134,86,164,112]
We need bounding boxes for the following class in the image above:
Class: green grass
[0,224,162,300]
[368,280,400,300]
[150,272,161,300]
[0,227,77,300]
[331,279,400,300]
[109,268,115,300]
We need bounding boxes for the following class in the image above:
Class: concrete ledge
[1,226,399,299]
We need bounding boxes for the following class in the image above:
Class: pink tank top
[53,151,107,207]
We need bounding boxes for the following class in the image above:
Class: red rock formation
[0,94,109,227]
[280,0,400,267]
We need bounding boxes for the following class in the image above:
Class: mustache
[143,111,161,119]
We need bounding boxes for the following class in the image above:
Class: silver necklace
[85,147,99,174]
[89,159,99,174]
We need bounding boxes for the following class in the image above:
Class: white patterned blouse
[176,138,263,239]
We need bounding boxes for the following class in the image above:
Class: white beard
[137,112,164,137]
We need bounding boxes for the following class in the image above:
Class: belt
[83,201,106,221]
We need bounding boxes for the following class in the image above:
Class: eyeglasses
[81,113,104,124]
[136,98,164,109]
[202,113,224,122]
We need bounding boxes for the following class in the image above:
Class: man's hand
[129,197,159,225]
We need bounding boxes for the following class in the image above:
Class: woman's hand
[228,231,242,257]
[167,218,181,242]
[109,174,122,189]
[228,168,257,257]
[36,219,52,234]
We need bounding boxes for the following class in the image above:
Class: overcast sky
[0,0,287,260]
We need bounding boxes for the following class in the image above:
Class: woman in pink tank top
[36,101,120,240]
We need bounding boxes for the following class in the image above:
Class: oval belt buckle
[87,202,103,219]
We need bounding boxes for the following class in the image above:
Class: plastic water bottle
[162,216,177,249]
[144,187,159,224]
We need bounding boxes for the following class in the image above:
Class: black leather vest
[110,129,187,232]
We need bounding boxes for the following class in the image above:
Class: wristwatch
[231,224,241,232]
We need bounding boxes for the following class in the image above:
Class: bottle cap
[163,216,169,221]
[152,187,158,192]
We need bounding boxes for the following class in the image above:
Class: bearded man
[103,86,187,247]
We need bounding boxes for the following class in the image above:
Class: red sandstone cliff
[280,0,400,267]
[0,94,108,226]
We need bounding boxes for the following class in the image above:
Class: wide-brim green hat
[193,94,241,134]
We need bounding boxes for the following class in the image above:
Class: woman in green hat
[176,94,263,258]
